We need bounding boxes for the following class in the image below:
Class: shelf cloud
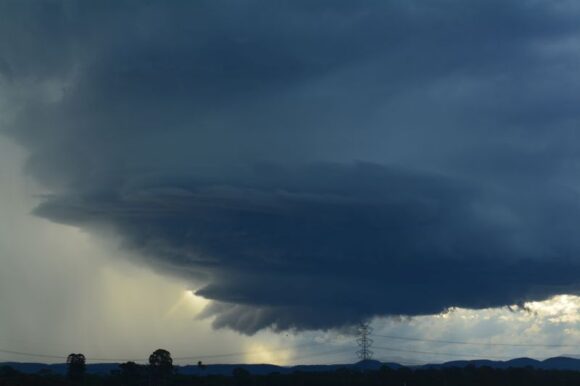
[2,0,580,333]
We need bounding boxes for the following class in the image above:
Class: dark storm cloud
[3,0,580,333]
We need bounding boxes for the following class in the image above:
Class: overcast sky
[0,0,579,365]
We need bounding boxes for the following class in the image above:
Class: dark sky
[1,0,580,336]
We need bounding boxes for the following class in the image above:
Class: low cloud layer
[2,0,580,333]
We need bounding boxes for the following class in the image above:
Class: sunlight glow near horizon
[525,295,580,323]
[243,343,294,366]
[431,295,580,324]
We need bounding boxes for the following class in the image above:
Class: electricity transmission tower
[356,322,374,361]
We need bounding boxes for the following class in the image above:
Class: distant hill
[422,356,580,371]
[2,356,579,376]
[542,357,580,371]
[178,359,390,376]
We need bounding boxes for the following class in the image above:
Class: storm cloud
[2,0,580,333]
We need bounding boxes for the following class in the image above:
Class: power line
[285,347,353,364]
[372,333,580,348]
[375,357,426,366]
[82,356,148,363]
[374,346,532,360]
[3,334,578,365]
[173,341,329,361]
[0,348,67,360]
[0,341,346,364]
[0,348,143,363]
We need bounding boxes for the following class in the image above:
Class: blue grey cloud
[2,0,580,333]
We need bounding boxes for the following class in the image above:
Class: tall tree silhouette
[66,353,86,381]
[148,348,173,384]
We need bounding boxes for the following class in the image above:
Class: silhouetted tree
[66,353,86,381]
[148,348,173,384]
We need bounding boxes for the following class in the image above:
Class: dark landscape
[4,356,580,375]
[2,356,580,385]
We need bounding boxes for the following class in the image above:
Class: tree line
[1,349,580,386]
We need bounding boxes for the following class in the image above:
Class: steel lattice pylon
[356,322,373,360]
